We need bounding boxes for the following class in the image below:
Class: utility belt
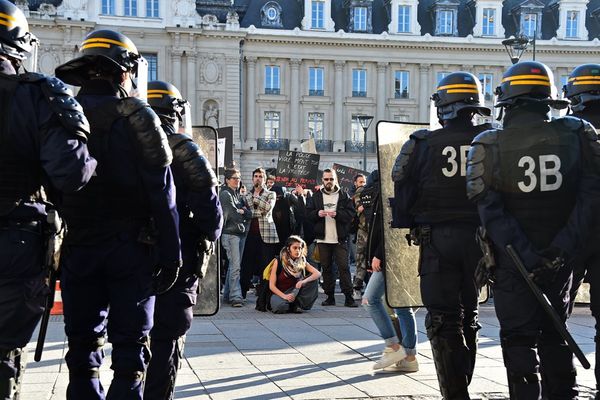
[406,225,431,246]
[0,219,42,234]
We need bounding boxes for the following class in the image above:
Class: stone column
[418,63,430,123]
[246,56,257,144]
[289,58,301,142]
[186,52,197,123]
[377,62,388,123]
[334,60,345,145]
[172,51,182,91]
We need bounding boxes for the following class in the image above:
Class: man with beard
[240,168,279,298]
[307,169,357,307]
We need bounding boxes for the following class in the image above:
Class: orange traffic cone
[50,280,63,315]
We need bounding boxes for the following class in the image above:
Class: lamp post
[357,115,374,171]
[501,35,530,64]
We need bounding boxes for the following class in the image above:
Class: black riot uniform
[392,72,491,399]
[466,61,600,399]
[0,1,96,398]
[55,30,181,400]
[144,81,223,400]
[563,63,600,394]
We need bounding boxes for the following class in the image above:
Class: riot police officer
[467,61,600,399]
[564,63,600,395]
[392,72,491,398]
[144,80,223,400]
[0,1,96,398]
[55,30,181,399]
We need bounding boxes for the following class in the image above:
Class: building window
[146,0,159,17]
[351,115,363,141]
[560,74,569,97]
[437,72,450,84]
[353,6,367,31]
[566,10,579,38]
[124,0,137,16]
[479,73,493,101]
[398,5,411,33]
[102,0,115,15]
[142,53,158,81]
[265,65,280,95]
[309,67,324,96]
[308,112,324,139]
[352,69,367,97]
[482,8,495,36]
[437,9,454,35]
[523,13,537,37]
[394,70,410,98]
[264,111,280,139]
[312,0,324,29]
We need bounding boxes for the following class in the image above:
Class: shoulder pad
[552,115,584,131]
[472,129,499,146]
[168,134,218,189]
[391,129,428,182]
[117,97,172,168]
[18,72,46,83]
[39,76,90,141]
[580,119,599,142]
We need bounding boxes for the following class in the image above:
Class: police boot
[538,341,577,399]
[0,347,25,400]
[507,371,541,400]
[145,336,186,400]
[426,312,471,399]
[463,316,481,383]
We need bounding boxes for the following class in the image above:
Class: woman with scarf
[269,236,321,314]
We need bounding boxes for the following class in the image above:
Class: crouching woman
[269,236,321,314]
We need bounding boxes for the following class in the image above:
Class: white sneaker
[384,357,419,373]
[372,346,407,370]
[353,289,362,301]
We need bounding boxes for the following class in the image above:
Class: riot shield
[190,126,221,316]
[377,121,427,308]
[377,121,489,307]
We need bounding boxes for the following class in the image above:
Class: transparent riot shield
[378,120,489,307]
[190,126,221,316]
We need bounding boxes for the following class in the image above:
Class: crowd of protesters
[218,166,419,372]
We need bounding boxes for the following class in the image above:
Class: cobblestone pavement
[22,291,596,399]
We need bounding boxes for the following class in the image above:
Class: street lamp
[357,115,373,171]
[501,35,530,64]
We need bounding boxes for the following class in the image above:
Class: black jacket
[306,186,355,242]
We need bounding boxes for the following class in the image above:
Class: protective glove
[474,257,495,290]
[529,247,565,288]
[153,261,182,294]
[195,238,215,279]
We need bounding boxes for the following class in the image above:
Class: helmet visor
[131,56,148,100]
[21,36,38,72]
[429,98,442,130]
[179,101,192,135]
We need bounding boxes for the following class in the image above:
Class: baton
[34,270,56,362]
[506,245,590,369]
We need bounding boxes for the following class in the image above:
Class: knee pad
[69,367,100,379]
[114,369,145,383]
[500,333,537,350]
[507,371,540,385]
[68,336,105,354]
[425,311,461,342]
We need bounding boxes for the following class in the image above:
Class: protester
[269,236,321,314]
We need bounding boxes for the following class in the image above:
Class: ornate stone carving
[172,0,197,17]
[203,60,221,84]
[38,3,57,18]
[203,101,220,128]
[202,14,219,29]
[39,50,59,75]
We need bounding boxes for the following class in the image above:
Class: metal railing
[344,140,375,153]
[257,138,290,150]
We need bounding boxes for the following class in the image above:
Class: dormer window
[566,10,579,37]
[431,0,459,36]
[261,1,283,28]
[482,8,495,35]
[303,0,335,31]
[473,0,504,37]
[348,0,374,33]
[510,0,543,39]
[312,0,324,29]
[389,0,421,34]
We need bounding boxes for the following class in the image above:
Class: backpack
[255,257,283,312]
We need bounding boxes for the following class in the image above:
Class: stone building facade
[19,0,600,176]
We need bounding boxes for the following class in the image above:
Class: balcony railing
[264,88,281,95]
[345,140,375,153]
[309,89,324,96]
[395,90,409,99]
[257,138,290,151]
[352,90,367,97]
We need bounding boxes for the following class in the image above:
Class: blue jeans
[222,233,246,303]
[362,271,417,355]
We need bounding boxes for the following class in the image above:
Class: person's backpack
[255,258,283,312]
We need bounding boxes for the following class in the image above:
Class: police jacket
[392,119,490,228]
[0,60,96,220]
[60,80,181,267]
[306,185,355,242]
[162,122,223,242]
[466,107,600,269]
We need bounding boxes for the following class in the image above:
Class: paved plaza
[22,293,596,400]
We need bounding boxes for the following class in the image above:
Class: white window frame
[351,115,363,142]
[311,0,324,29]
[566,10,579,38]
[394,70,410,98]
[482,8,495,36]
[308,112,324,140]
[354,7,367,31]
[102,0,115,15]
[398,5,411,32]
[523,13,537,37]
[264,111,281,139]
[309,67,324,96]
[265,65,281,94]
[352,69,367,97]
[479,73,494,101]
[124,0,137,16]
[146,0,159,17]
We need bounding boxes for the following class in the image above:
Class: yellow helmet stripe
[510,80,551,86]
[569,76,600,82]
[446,89,480,94]
[0,20,14,28]
[147,95,164,99]
[82,37,135,52]
[147,90,178,96]
[573,81,600,86]
[81,43,111,50]
[437,83,479,90]
[503,74,550,83]
[0,12,16,22]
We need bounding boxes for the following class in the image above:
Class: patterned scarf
[279,247,307,279]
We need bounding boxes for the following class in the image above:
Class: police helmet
[55,29,140,86]
[563,64,600,112]
[495,61,568,109]
[147,81,186,115]
[432,72,490,121]
[0,0,37,60]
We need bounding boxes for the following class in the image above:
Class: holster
[406,225,432,246]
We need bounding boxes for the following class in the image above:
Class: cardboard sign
[332,163,367,191]
[275,150,320,188]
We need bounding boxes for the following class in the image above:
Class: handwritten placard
[332,163,367,191]
[275,150,320,188]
